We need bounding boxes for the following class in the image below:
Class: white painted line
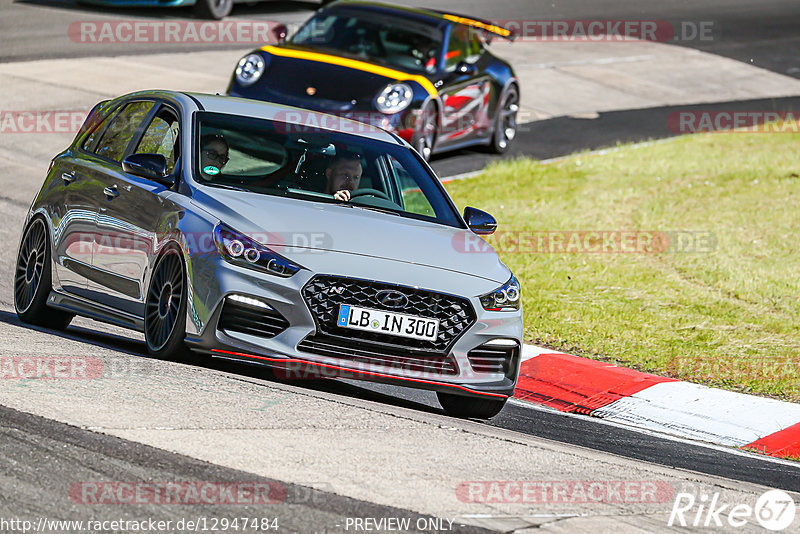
[521,344,560,362]
[593,381,800,447]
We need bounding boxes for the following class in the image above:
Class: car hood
[192,187,510,286]
[259,46,414,111]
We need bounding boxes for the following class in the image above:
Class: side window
[93,101,155,162]
[390,156,435,217]
[134,107,180,174]
[82,105,118,151]
[445,25,483,72]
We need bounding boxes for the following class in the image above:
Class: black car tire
[489,85,519,154]
[413,102,438,162]
[144,246,192,361]
[14,217,73,330]
[437,392,507,419]
[194,0,233,19]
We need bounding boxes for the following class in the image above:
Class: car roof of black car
[325,1,515,40]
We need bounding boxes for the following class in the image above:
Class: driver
[325,152,362,201]
[199,133,229,180]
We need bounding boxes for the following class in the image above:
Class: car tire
[489,85,519,154]
[437,392,507,419]
[412,102,438,162]
[193,0,233,19]
[14,217,73,330]
[144,245,191,361]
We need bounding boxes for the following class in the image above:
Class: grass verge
[445,128,800,401]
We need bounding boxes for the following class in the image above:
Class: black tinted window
[94,101,154,162]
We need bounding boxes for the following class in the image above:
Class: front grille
[467,344,519,375]
[297,333,458,375]
[218,299,289,339]
[301,275,476,354]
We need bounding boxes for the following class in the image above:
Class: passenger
[200,134,229,179]
[325,152,362,201]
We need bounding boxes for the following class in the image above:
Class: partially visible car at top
[15,90,522,419]
[228,1,520,161]
[79,0,333,20]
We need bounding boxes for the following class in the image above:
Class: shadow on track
[430,95,800,178]
[0,309,442,416]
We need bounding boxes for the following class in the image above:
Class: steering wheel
[349,188,392,201]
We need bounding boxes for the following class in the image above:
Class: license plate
[336,304,440,342]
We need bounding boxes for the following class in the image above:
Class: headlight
[375,83,413,114]
[213,223,301,278]
[235,53,266,86]
[480,275,521,311]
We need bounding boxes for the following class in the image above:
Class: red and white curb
[514,345,800,459]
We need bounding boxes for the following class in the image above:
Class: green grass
[445,128,800,401]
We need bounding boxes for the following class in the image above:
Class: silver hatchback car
[15,90,522,418]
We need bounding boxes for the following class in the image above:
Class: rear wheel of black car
[437,392,507,419]
[490,85,519,154]
[145,246,191,360]
[14,217,73,330]
[194,0,233,19]
[413,103,438,162]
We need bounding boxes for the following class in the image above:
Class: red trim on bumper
[210,348,508,399]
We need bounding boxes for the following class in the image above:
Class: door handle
[103,185,120,200]
[62,172,76,185]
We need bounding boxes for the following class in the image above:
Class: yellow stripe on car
[442,14,512,37]
[261,46,438,97]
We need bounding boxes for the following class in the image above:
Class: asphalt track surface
[3,0,800,531]
[4,0,800,78]
[0,403,494,533]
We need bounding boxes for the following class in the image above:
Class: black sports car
[227,1,519,161]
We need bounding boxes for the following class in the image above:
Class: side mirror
[272,23,288,43]
[464,207,497,235]
[122,153,174,186]
[456,61,478,76]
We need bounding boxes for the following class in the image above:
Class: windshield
[290,9,442,74]
[195,112,462,228]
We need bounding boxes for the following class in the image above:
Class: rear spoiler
[429,10,517,41]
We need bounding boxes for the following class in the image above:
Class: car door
[436,24,494,149]
[50,104,119,297]
[90,103,181,316]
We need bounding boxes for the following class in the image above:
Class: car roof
[324,1,450,28]
[123,90,402,145]
[326,1,515,40]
